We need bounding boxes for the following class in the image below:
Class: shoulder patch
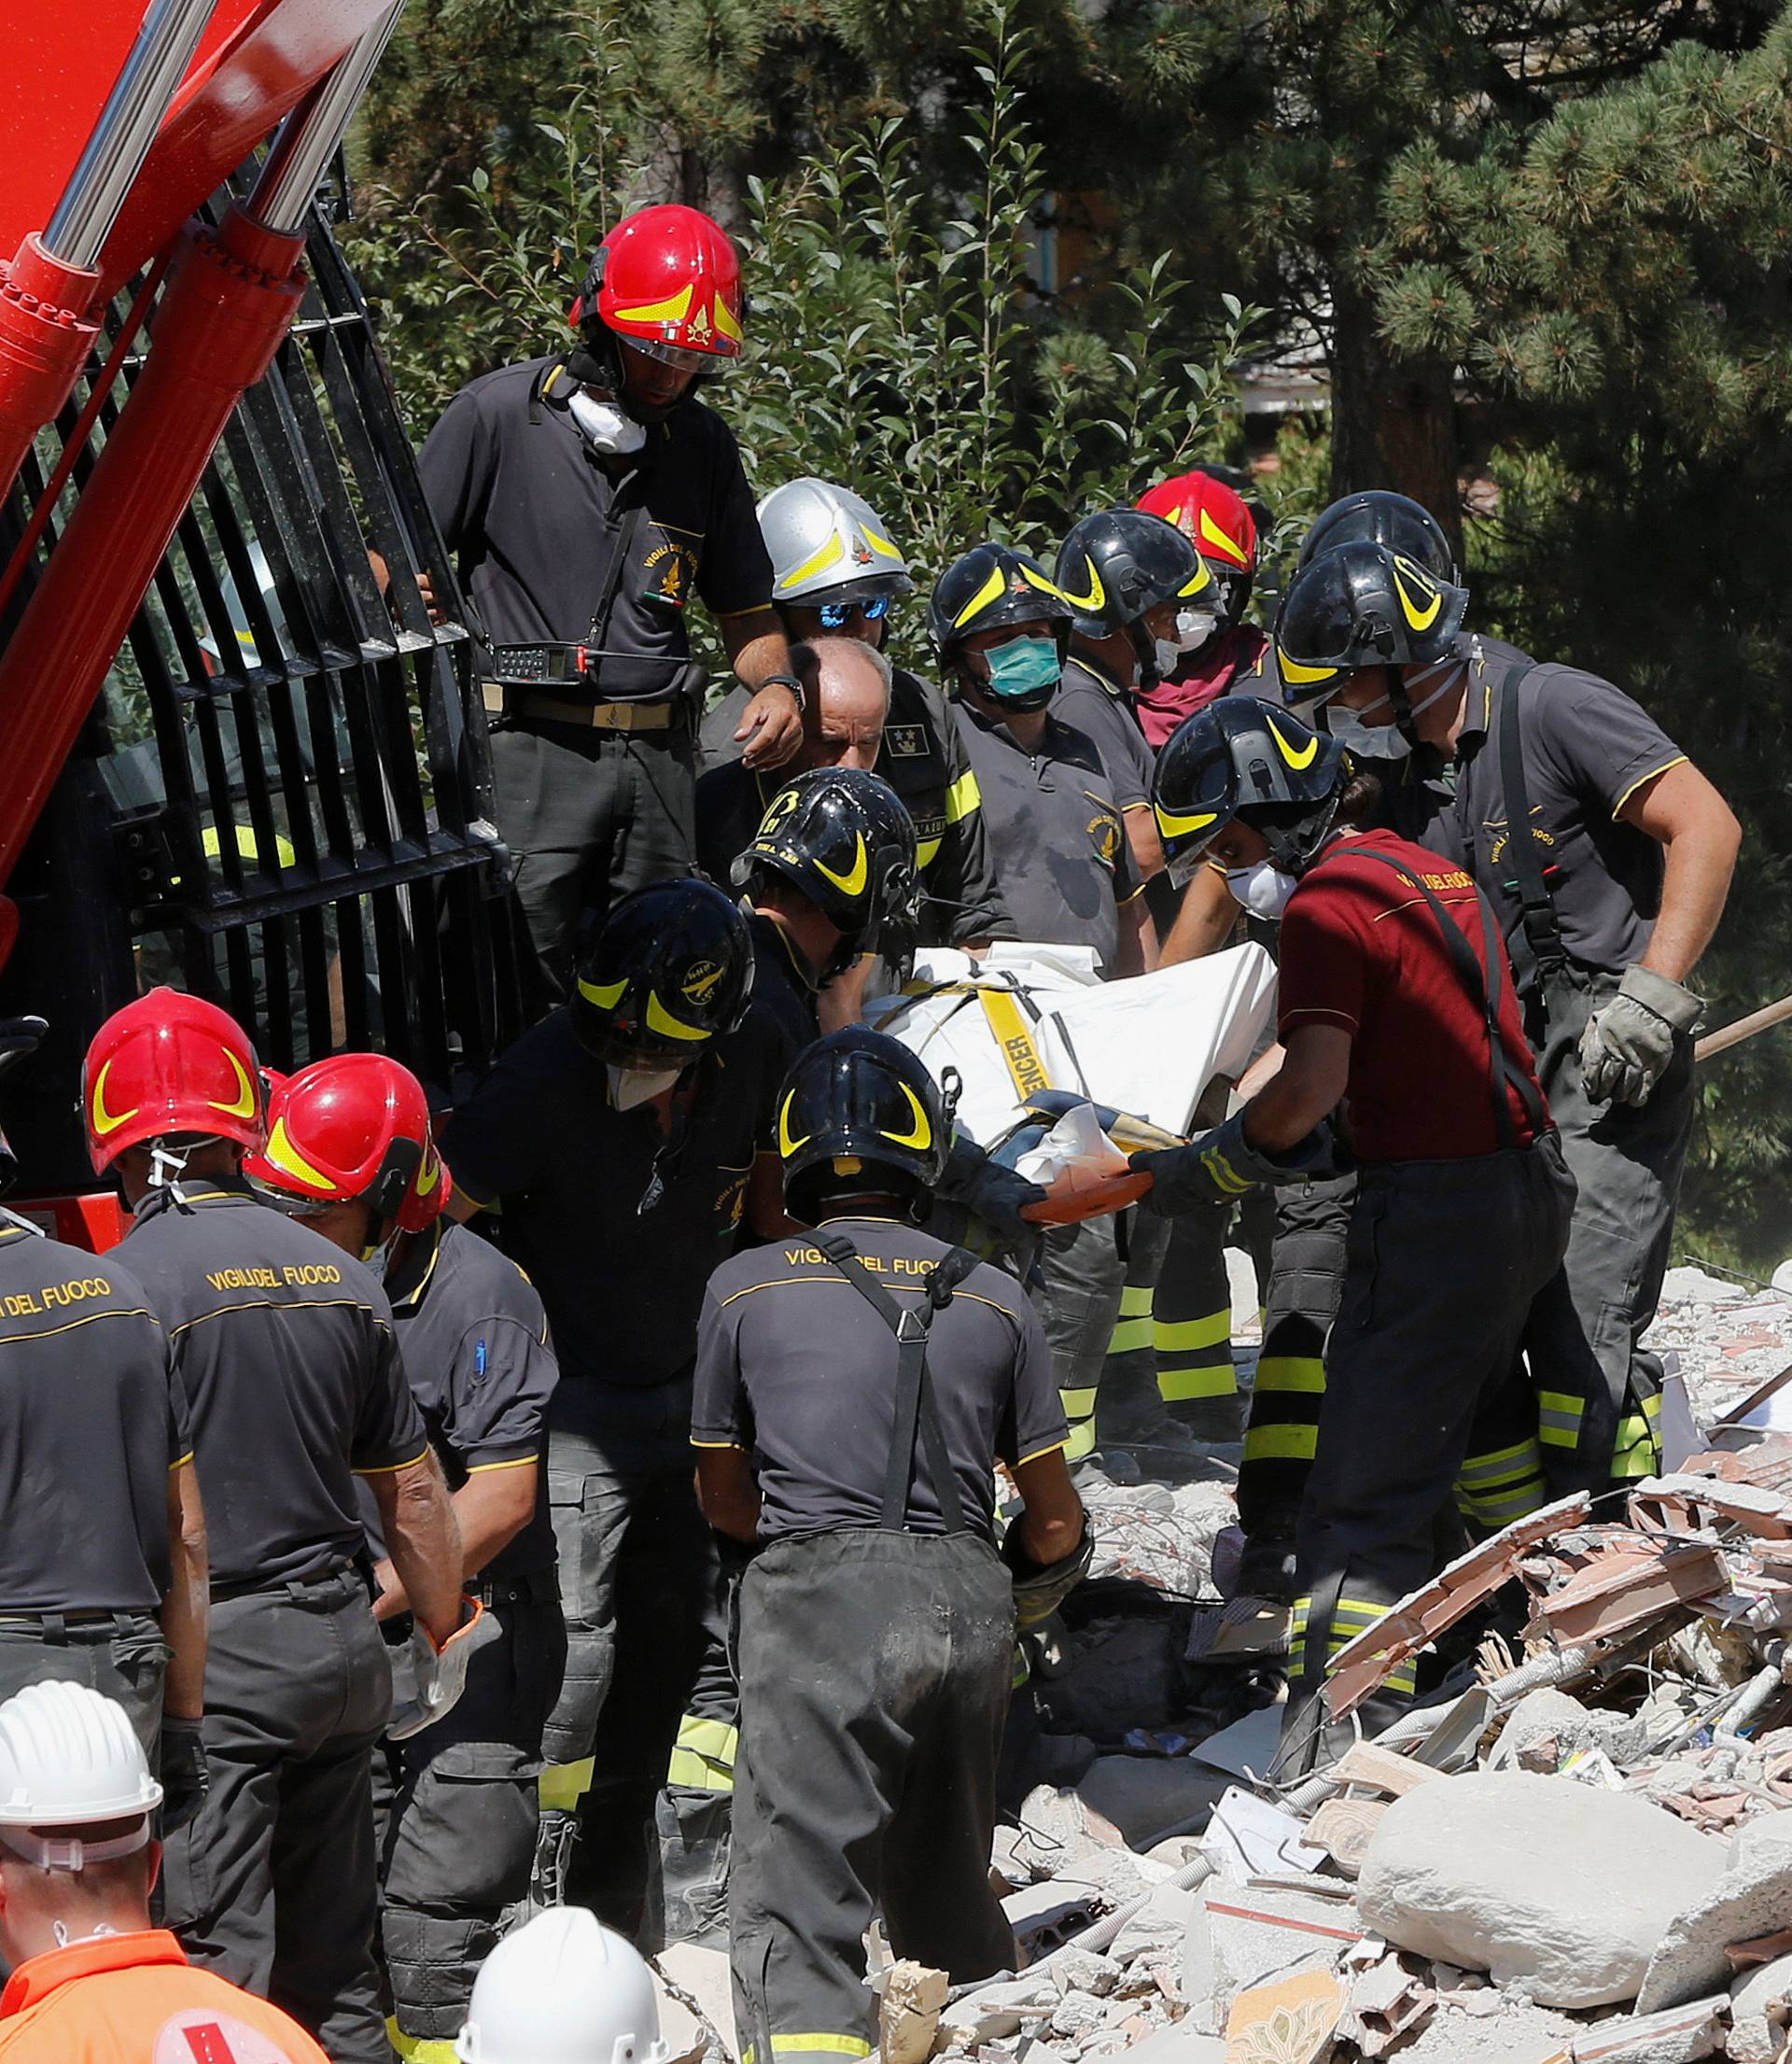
[883,724,930,761]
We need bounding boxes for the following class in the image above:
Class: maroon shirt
[1277,829,1547,1162]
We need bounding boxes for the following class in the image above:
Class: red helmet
[245,1053,450,1234]
[1138,470,1258,630]
[1138,470,1258,572]
[572,204,744,367]
[82,989,265,1174]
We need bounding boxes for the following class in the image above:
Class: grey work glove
[386,1596,502,1741]
[1578,964,1702,1108]
[1130,1109,1338,1217]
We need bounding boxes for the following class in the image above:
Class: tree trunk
[1327,276,1462,562]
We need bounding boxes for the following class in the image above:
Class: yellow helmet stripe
[206,1047,259,1123]
[1155,805,1220,840]
[1177,560,1213,597]
[611,284,693,324]
[1391,556,1442,630]
[577,976,628,1010]
[1058,555,1106,613]
[262,1116,336,1191]
[646,992,710,1043]
[89,1060,141,1137]
[951,564,1008,629]
[1267,719,1320,771]
[1017,564,1071,600]
[861,527,904,562]
[1277,650,1342,686]
[712,295,743,343]
[778,533,847,591]
[881,1082,933,1151]
[1198,508,1250,566]
[813,835,869,899]
[777,1090,812,1158]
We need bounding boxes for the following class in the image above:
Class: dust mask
[608,1063,679,1111]
[1225,860,1299,921]
[1351,655,1466,730]
[568,387,647,456]
[1152,609,1218,680]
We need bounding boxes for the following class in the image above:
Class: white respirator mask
[608,1064,680,1112]
[1225,860,1300,922]
[1152,608,1220,680]
[568,387,647,456]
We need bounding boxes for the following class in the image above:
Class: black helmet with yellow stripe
[775,1027,948,1225]
[927,543,1071,660]
[1299,489,1459,584]
[1153,697,1350,886]
[732,768,921,974]
[1273,539,1469,709]
[1054,508,1216,639]
[573,879,754,1068]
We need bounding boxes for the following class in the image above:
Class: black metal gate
[0,192,520,1192]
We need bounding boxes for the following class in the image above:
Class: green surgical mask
[983,634,1061,709]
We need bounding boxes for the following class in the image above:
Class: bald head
[791,638,892,775]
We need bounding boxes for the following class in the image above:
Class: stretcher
[868,938,1278,1158]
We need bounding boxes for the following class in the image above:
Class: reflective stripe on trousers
[1289,1594,1417,1699]
[668,1713,738,1793]
[1454,1435,1549,1529]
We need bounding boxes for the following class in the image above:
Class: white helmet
[0,1682,162,1870]
[758,478,913,608]
[456,1908,674,2064]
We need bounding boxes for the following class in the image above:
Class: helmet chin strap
[1349,656,1466,748]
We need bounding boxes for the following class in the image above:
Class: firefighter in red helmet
[247,1055,562,2056]
[85,991,464,2064]
[413,203,805,1015]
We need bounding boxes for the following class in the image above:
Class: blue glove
[1132,1110,1338,1216]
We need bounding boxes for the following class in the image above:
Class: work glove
[386,1596,501,1741]
[158,1716,208,1834]
[931,1137,1047,1276]
[1130,1109,1340,1217]
[1003,1518,1096,1631]
[1578,964,1702,1108]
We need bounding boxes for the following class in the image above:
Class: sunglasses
[817,596,893,630]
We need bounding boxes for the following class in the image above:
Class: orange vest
[0,1930,329,2062]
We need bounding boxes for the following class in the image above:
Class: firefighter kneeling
[692,1031,1087,2064]
[1132,700,1575,1773]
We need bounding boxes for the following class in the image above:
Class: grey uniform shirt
[122,1182,427,1590]
[417,356,773,700]
[365,1220,561,1581]
[951,704,1142,971]
[1390,636,1688,979]
[692,1215,1067,1542]
[0,1223,190,1612]
[698,666,1015,946]
[1054,655,1156,814]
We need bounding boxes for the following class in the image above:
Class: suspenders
[814,1230,980,1537]
[1348,849,1549,1149]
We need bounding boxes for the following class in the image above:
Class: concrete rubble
[895,1265,1792,2064]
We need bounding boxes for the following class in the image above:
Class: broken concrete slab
[878,1961,947,2064]
[1640,1810,1792,2011]
[1220,1963,1345,2064]
[1357,1771,1729,2008]
[1519,1524,1729,1646]
[1729,1949,1792,2064]
[1105,2019,1225,2063]
[1321,1494,1592,1717]
[1074,1754,1231,1850]
[1565,1994,1728,2063]
[654,1941,738,2059]
[1494,1686,1653,1773]
[1197,1881,1361,2029]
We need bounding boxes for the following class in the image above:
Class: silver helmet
[757,478,914,607]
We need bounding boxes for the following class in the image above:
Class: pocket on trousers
[1342,1190,1387,1331]
[390,1741,545,1908]
[546,1471,614,1633]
